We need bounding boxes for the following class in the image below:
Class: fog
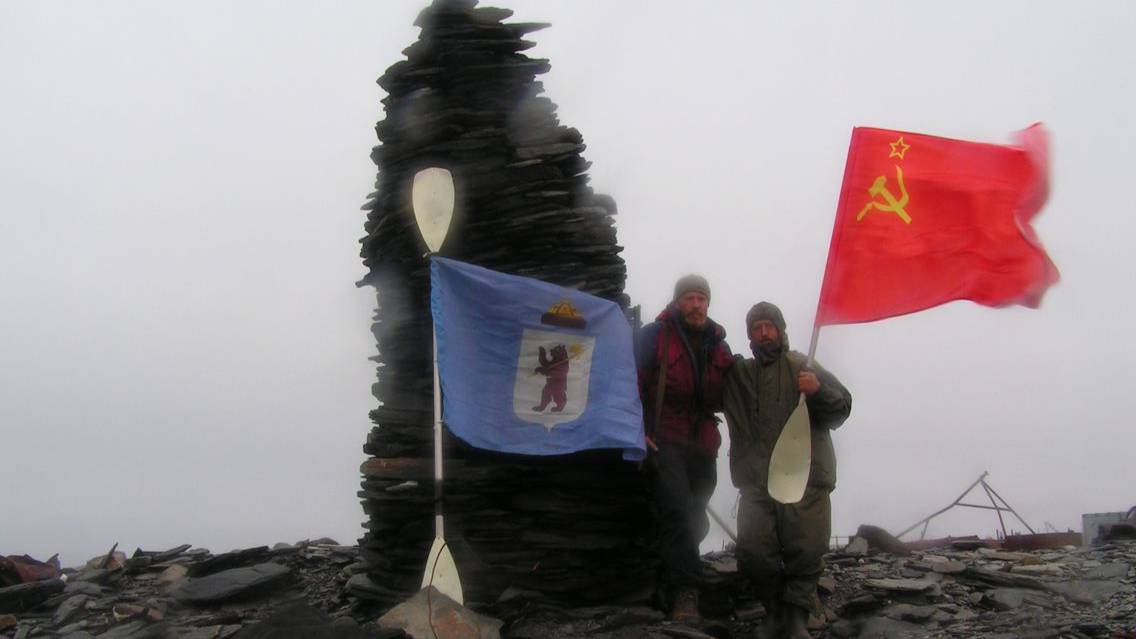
[1,1,1133,565]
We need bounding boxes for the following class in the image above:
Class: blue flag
[430,258,645,461]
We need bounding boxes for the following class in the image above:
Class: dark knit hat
[745,301,786,334]
[673,274,711,301]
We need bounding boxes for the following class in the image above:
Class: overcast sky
[2,1,1133,566]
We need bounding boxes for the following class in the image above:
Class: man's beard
[753,339,782,364]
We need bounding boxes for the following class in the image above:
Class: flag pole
[806,324,821,369]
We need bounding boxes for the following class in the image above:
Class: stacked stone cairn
[351,0,656,611]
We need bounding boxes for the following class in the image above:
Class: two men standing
[638,279,851,638]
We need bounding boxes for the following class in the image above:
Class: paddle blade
[767,394,812,504]
[421,536,463,605]
[411,167,455,253]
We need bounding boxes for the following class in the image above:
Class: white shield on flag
[513,328,595,430]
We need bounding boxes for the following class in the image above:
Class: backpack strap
[651,324,670,439]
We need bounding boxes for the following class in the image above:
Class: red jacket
[638,306,735,456]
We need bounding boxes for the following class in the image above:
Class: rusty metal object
[897,471,1036,541]
[0,555,60,587]
[1002,532,1083,551]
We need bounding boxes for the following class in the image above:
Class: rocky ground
[2,537,1133,638]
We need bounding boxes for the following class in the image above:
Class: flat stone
[98,620,169,639]
[883,603,936,622]
[187,547,270,577]
[931,561,966,574]
[962,566,1047,590]
[84,551,127,572]
[1010,563,1064,576]
[0,578,66,613]
[655,628,718,639]
[157,564,189,588]
[1084,562,1129,579]
[378,587,502,639]
[52,594,90,626]
[856,525,911,555]
[954,609,978,622]
[0,614,16,631]
[57,621,90,634]
[71,568,111,584]
[818,575,837,595]
[829,619,855,638]
[63,581,103,597]
[844,537,869,556]
[172,562,291,605]
[839,593,884,615]
[863,578,938,593]
[983,588,1025,610]
[977,549,1033,562]
[1047,579,1124,604]
[233,603,373,638]
[857,615,925,638]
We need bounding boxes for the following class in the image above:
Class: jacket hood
[745,301,790,353]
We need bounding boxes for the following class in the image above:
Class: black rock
[98,620,170,639]
[172,562,292,606]
[0,578,65,613]
[52,594,90,626]
[232,603,377,639]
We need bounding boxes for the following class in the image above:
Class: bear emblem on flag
[513,299,595,429]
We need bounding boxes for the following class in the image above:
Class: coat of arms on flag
[429,258,645,460]
[514,300,595,428]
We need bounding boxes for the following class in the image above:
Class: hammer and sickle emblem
[856,165,912,224]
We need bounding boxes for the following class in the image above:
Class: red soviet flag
[815,124,1059,326]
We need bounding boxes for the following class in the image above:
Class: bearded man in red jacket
[638,274,736,622]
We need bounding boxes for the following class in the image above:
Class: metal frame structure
[897,471,1036,540]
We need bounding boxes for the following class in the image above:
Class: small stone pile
[354,0,654,611]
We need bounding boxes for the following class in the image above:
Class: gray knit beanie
[673,274,711,301]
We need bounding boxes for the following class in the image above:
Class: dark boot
[670,587,700,624]
[784,604,811,639]
[754,598,783,639]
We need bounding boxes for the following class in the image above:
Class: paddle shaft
[432,315,444,539]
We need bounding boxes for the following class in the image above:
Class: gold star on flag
[889,136,910,160]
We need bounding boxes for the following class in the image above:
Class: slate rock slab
[1047,579,1123,604]
[98,620,169,638]
[1084,562,1130,580]
[931,560,966,574]
[983,588,1025,611]
[856,616,925,639]
[172,562,292,605]
[0,577,65,613]
[863,578,938,593]
[378,587,502,639]
[52,593,90,626]
[232,603,378,639]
